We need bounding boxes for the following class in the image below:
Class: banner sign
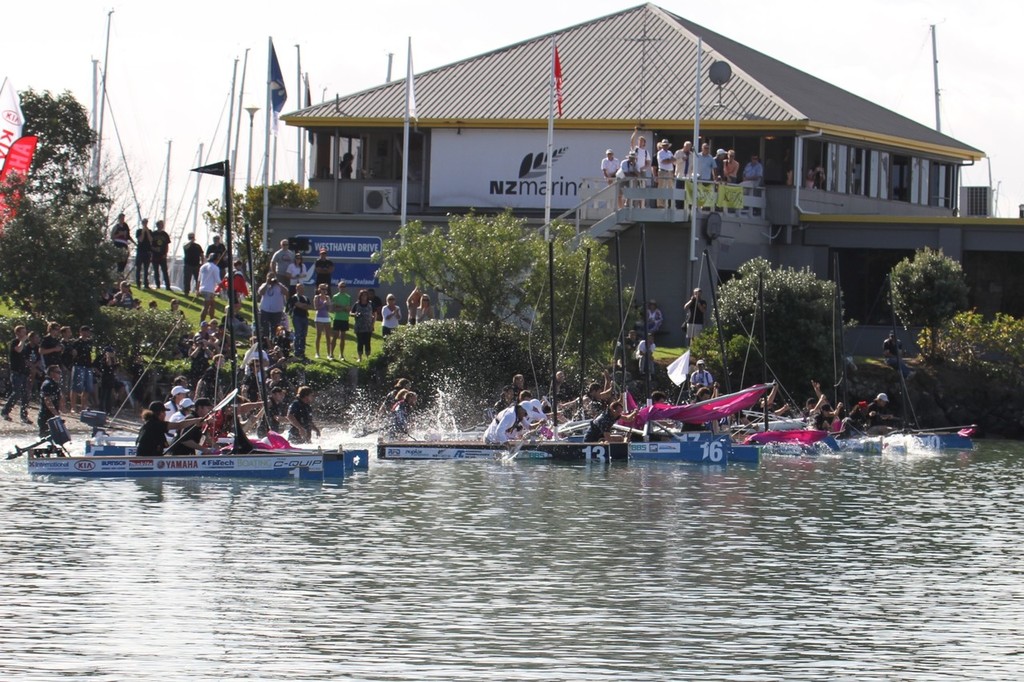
[428,128,639,210]
[294,235,381,287]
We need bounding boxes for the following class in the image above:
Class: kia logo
[75,460,96,471]
[2,110,21,125]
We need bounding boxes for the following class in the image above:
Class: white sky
[2,0,1020,246]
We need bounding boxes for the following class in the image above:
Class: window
[890,155,912,202]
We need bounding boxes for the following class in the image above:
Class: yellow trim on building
[800,214,1024,226]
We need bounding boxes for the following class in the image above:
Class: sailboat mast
[760,274,768,433]
[163,140,171,225]
[930,24,941,133]
[93,9,113,185]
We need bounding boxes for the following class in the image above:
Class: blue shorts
[72,366,94,394]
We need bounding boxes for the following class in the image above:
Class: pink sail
[637,384,771,427]
[744,430,828,446]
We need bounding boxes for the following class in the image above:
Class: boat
[822,429,975,454]
[10,409,369,480]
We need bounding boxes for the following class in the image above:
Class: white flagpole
[296,44,303,186]
[262,37,272,253]
[401,36,413,228]
[689,37,702,266]
[543,37,556,240]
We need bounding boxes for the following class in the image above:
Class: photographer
[257,273,289,340]
[682,288,707,346]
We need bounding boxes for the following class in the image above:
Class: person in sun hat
[600,148,619,185]
[164,384,191,416]
[656,139,675,206]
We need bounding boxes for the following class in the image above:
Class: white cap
[876,393,888,402]
[171,386,190,396]
[178,398,195,409]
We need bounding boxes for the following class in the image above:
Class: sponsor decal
[201,458,236,469]
[488,148,578,197]
[130,459,155,469]
[29,460,71,471]
[157,459,199,470]
[99,459,128,469]
[273,458,321,469]
[74,460,96,471]
[2,110,21,126]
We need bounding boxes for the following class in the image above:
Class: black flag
[191,160,227,176]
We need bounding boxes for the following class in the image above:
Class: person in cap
[690,360,714,390]
[600,148,619,186]
[866,392,896,435]
[313,247,334,287]
[645,300,663,334]
[656,139,675,206]
[618,151,641,208]
[167,397,217,456]
[164,385,191,416]
[713,149,728,183]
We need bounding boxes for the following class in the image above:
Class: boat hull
[27,449,369,480]
[377,440,629,462]
[823,432,974,454]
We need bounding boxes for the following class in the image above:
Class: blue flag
[269,41,288,135]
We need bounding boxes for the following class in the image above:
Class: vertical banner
[0,135,38,228]
[0,78,26,169]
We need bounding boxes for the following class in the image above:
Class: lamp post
[245,106,259,188]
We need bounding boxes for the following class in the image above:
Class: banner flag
[0,135,38,227]
[667,350,691,386]
[0,78,26,169]
[191,160,227,177]
[269,41,288,135]
[553,47,563,117]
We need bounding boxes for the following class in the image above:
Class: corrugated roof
[284,3,981,158]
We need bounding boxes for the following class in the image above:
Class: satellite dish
[704,212,722,241]
[708,61,732,86]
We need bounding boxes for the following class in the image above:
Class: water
[1,432,1022,680]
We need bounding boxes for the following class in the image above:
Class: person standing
[683,288,708,346]
[695,143,716,184]
[289,283,311,361]
[312,283,332,359]
[381,294,401,337]
[110,213,134,278]
[257,273,289,340]
[600,149,618,186]
[655,139,675,207]
[673,141,693,209]
[742,153,764,185]
[182,233,204,295]
[198,254,222,321]
[312,247,334,288]
[330,281,352,360]
[417,294,434,323]
[2,325,30,423]
[406,286,422,326]
[135,218,153,288]
[205,235,227,278]
[37,364,64,437]
[150,220,172,290]
[69,326,94,413]
[350,289,376,363]
[618,151,640,208]
[269,239,295,287]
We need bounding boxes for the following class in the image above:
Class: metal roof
[284,3,981,159]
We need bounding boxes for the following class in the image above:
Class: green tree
[374,212,620,376]
[204,181,319,267]
[0,183,116,321]
[19,89,96,204]
[890,247,968,360]
[694,257,836,398]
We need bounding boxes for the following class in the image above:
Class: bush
[931,311,1024,385]
[93,308,190,362]
[369,320,533,422]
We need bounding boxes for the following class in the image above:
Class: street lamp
[245,106,260,188]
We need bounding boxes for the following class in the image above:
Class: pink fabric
[957,427,976,438]
[624,391,638,412]
[254,431,292,450]
[744,430,828,446]
[642,384,771,425]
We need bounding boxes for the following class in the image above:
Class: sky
[2,0,1020,247]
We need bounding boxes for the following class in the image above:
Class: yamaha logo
[2,110,21,125]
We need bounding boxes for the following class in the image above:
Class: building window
[891,155,912,202]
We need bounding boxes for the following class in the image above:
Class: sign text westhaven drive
[296,235,381,288]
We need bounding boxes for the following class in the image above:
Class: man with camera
[683,288,707,346]
[257,272,289,339]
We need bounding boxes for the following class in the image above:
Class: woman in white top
[285,253,310,293]
[417,294,434,323]
[381,294,402,337]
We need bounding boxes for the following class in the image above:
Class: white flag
[667,350,691,386]
[0,78,25,168]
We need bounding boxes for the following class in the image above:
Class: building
[278,3,1024,345]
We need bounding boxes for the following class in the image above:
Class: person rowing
[136,401,214,458]
[583,401,635,443]
[483,402,529,444]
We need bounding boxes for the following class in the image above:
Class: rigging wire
[109,314,188,421]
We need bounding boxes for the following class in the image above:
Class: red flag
[554,47,563,117]
[0,135,38,229]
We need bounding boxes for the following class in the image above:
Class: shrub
[931,311,1024,385]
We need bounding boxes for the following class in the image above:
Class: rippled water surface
[1,433,1022,680]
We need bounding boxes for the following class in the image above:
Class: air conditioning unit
[363,186,396,214]
[959,186,992,217]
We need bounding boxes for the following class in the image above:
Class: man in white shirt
[690,360,714,390]
[600,149,618,185]
[198,254,222,321]
[655,139,675,207]
[269,239,295,286]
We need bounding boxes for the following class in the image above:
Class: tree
[0,182,116,321]
[695,257,837,399]
[374,212,620,376]
[204,181,319,265]
[890,248,968,359]
[19,90,95,204]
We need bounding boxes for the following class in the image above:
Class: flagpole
[296,44,303,186]
[543,37,556,240]
[93,9,113,185]
[401,36,413,228]
[232,48,249,185]
[225,59,238,196]
[262,37,273,253]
